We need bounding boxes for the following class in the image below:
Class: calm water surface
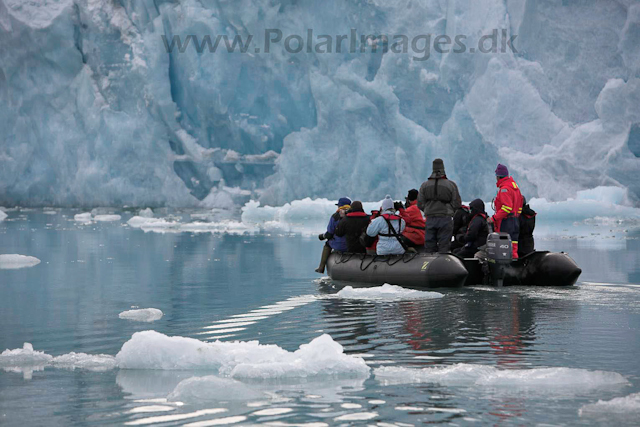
[1,209,639,426]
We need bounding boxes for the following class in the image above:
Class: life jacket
[347,211,368,218]
[378,213,403,237]
[399,201,426,245]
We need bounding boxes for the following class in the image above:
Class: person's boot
[315,245,332,274]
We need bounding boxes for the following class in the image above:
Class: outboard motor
[485,232,513,287]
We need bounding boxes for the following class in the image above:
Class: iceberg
[374,364,630,389]
[116,330,370,379]
[0,254,41,269]
[579,392,640,418]
[119,308,164,323]
[0,342,116,373]
[333,284,444,301]
[1,0,639,207]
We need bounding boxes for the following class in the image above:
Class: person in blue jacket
[366,196,406,255]
[315,197,351,273]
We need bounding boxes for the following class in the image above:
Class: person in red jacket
[398,189,426,248]
[488,164,523,259]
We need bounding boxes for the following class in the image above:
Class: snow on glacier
[1,0,639,207]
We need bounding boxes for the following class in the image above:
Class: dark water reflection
[0,210,639,426]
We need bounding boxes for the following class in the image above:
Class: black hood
[469,198,485,215]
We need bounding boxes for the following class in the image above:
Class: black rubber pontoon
[462,251,582,287]
[326,252,468,288]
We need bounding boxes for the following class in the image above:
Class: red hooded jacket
[492,176,523,230]
[399,200,426,245]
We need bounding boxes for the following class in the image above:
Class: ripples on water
[0,210,639,426]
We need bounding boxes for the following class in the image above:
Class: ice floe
[94,214,122,222]
[0,210,7,221]
[119,308,164,322]
[73,212,93,223]
[334,284,444,301]
[52,352,117,371]
[0,343,53,367]
[126,216,257,235]
[0,343,116,374]
[374,364,629,389]
[579,392,640,417]
[0,254,41,269]
[116,331,370,379]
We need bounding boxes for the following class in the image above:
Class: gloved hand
[394,201,404,211]
[456,233,465,243]
[318,233,326,241]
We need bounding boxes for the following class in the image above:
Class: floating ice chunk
[375,364,629,389]
[1,343,117,374]
[127,216,177,229]
[579,392,640,417]
[94,214,122,222]
[119,308,164,322]
[116,331,370,379]
[334,412,378,421]
[52,352,117,371]
[127,216,256,235]
[530,186,640,221]
[74,212,93,222]
[0,343,53,367]
[0,210,7,221]
[138,208,154,218]
[0,254,41,270]
[168,376,265,403]
[334,284,444,301]
[240,199,383,235]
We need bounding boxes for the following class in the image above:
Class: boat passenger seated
[518,197,536,257]
[453,199,489,258]
[366,196,406,256]
[334,201,370,253]
[397,189,426,249]
[315,197,351,273]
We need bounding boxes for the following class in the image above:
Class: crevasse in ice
[1,0,639,207]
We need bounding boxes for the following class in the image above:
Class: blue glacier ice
[1,0,639,207]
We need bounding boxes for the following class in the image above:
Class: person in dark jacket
[518,197,536,257]
[453,199,489,258]
[334,201,370,253]
[418,158,462,253]
[451,204,471,251]
[316,197,351,273]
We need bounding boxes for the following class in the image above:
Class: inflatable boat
[326,232,582,288]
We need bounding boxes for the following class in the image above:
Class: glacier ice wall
[0,0,639,207]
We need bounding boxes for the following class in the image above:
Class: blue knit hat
[495,163,509,178]
[336,197,352,208]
